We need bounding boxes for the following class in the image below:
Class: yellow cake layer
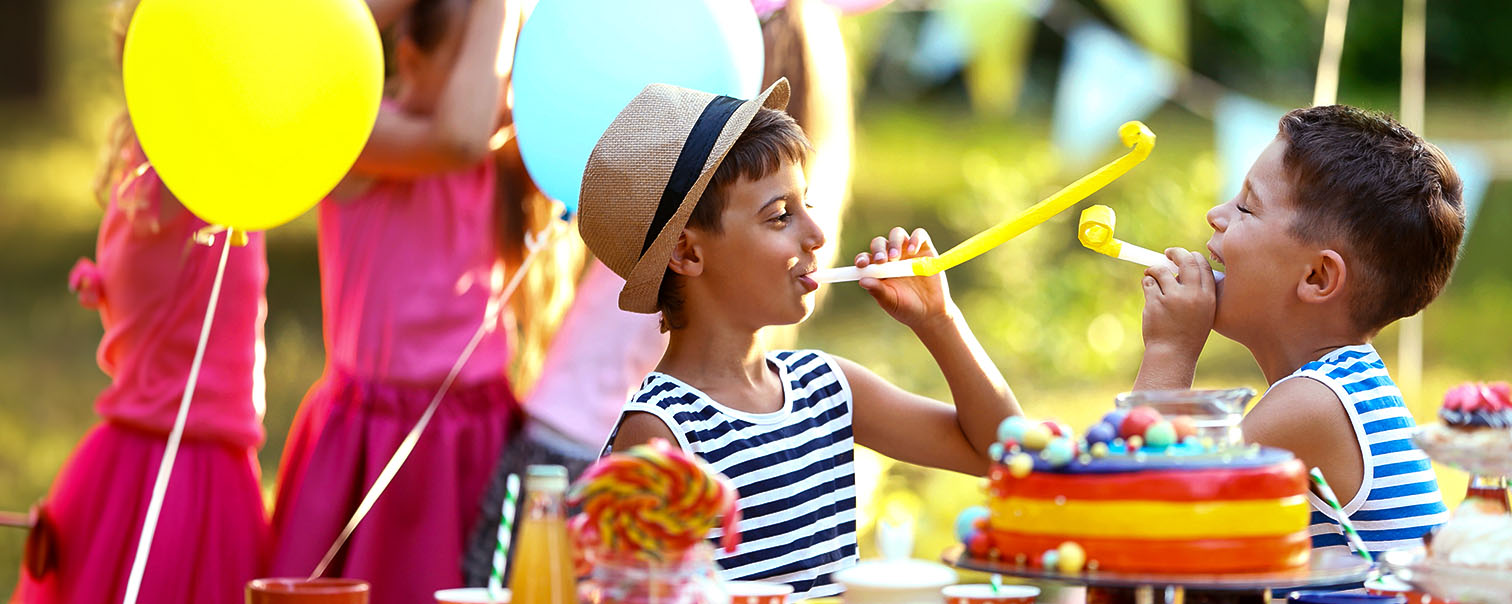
[988,495,1309,538]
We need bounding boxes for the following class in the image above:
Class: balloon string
[311,219,564,580]
[122,230,233,604]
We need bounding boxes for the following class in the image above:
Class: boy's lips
[796,264,819,293]
[798,274,818,293]
[1207,244,1226,271]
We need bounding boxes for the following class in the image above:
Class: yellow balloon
[122,0,382,231]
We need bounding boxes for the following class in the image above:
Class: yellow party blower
[1077,204,1224,281]
[810,121,1156,283]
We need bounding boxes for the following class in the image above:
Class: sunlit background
[3,0,1511,596]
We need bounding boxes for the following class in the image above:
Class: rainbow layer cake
[961,408,1311,574]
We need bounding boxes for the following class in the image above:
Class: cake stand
[1412,427,1512,510]
[1371,428,1512,603]
[943,546,1372,604]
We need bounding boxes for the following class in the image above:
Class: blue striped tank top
[1273,344,1449,556]
[604,350,858,599]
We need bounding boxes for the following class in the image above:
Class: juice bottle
[509,465,577,604]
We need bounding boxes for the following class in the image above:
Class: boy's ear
[667,230,703,277]
[1298,249,1347,304]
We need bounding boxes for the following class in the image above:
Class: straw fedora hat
[578,78,791,313]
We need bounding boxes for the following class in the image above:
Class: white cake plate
[1379,548,1512,604]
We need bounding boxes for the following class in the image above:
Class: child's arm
[367,0,417,30]
[609,412,678,453]
[846,227,1022,476]
[1133,248,1216,390]
[352,0,506,179]
[1242,377,1365,504]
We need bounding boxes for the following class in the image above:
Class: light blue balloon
[512,0,765,213]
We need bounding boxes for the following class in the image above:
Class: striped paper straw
[1308,467,1373,563]
[489,473,521,601]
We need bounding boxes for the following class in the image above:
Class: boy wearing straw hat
[1134,105,1459,559]
[577,79,1022,597]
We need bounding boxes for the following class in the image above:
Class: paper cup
[246,578,370,604]
[943,584,1039,604]
[434,587,509,603]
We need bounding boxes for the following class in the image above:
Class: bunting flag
[1437,143,1492,236]
[909,4,971,84]
[1214,93,1285,202]
[1097,0,1188,64]
[1052,23,1176,162]
[911,0,1045,114]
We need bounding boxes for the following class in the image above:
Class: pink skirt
[11,421,269,604]
[269,369,522,604]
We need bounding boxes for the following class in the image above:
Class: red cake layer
[989,458,1307,501]
[985,530,1312,573]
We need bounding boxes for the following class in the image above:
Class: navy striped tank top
[604,350,858,599]
[1273,344,1448,556]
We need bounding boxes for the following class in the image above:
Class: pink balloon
[753,0,894,17]
[820,0,893,14]
[752,0,787,17]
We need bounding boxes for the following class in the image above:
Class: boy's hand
[856,227,953,331]
[1141,247,1216,356]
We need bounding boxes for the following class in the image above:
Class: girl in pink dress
[268,1,518,602]
[13,7,271,601]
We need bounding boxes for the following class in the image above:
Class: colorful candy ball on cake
[1084,421,1118,446]
[1144,420,1177,448]
[1119,405,1163,440]
[569,438,740,562]
[967,531,992,557]
[1021,423,1053,451]
[1089,441,1110,458]
[1170,415,1197,441]
[997,416,1032,442]
[1043,437,1077,466]
[955,506,990,542]
[1008,452,1034,478]
[1056,541,1086,573]
[1100,409,1129,430]
[1042,420,1072,438]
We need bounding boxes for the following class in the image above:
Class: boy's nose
[1207,204,1226,231]
[803,214,826,251]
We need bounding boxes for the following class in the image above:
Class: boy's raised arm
[846,227,1021,476]
[1134,248,1216,390]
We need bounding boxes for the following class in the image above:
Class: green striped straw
[1308,468,1373,563]
[489,473,520,602]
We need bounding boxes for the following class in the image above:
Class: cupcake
[1440,382,1512,428]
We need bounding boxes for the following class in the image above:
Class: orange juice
[507,466,576,604]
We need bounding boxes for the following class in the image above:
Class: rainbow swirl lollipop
[569,439,740,562]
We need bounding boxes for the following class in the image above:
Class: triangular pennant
[1214,94,1286,202]
[1052,23,1177,163]
[1436,142,1492,237]
[1097,0,1188,64]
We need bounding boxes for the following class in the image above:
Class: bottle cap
[524,464,569,492]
